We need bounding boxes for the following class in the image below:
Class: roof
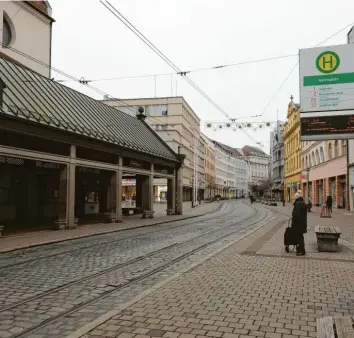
[0,58,179,162]
[242,145,267,157]
[210,139,244,158]
[25,1,54,21]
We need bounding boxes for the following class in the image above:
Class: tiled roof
[0,58,179,162]
[242,145,267,157]
[210,139,244,158]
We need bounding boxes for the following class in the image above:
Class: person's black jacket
[326,196,333,207]
[291,197,307,233]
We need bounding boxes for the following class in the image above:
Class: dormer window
[2,17,12,47]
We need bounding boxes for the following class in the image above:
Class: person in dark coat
[292,191,307,256]
[326,195,333,213]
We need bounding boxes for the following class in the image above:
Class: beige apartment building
[201,134,216,199]
[102,97,205,202]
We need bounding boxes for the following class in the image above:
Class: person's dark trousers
[296,233,305,255]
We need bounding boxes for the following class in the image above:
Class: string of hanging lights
[202,121,285,131]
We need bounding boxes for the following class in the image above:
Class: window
[320,147,324,163]
[2,16,12,47]
[328,143,333,160]
[305,156,308,169]
[309,155,312,167]
[161,105,168,116]
[312,152,316,166]
[316,149,320,164]
[335,140,339,157]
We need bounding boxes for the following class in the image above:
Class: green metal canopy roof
[0,58,179,162]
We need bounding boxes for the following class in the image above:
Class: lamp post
[306,167,311,212]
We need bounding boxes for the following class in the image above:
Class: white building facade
[0,1,54,78]
[241,145,270,185]
[102,96,205,202]
[212,140,248,198]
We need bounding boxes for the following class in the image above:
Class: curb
[0,202,226,254]
[64,208,278,338]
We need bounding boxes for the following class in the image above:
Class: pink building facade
[301,140,347,209]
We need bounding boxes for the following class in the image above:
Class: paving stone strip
[0,203,240,309]
[72,216,354,338]
[0,202,275,338]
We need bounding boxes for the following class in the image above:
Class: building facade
[348,140,354,211]
[0,59,184,235]
[240,145,270,191]
[284,97,301,203]
[102,97,205,202]
[0,1,53,78]
[301,140,347,209]
[212,140,248,198]
[270,121,285,200]
[201,134,216,199]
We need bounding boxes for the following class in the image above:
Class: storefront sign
[123,158,150,170]
[122,178,136,186]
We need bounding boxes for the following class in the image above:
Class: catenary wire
[100,0,234,121]
[56,53,298,83]
[260,20,354,116]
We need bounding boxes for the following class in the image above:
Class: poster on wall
[299,44,354,140]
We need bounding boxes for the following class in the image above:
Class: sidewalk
[266,202,354,243]
[0,201,222,253]
[69,207,354,338]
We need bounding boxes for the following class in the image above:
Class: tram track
[4,204,272,338]
[0,201,254,313]
[0,201,230,269]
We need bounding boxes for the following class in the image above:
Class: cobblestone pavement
[266,203,354,243]
[77,208,354,338]
[0,201,222,253]
[0,200,276,338]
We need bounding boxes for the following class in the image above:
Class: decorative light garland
[203,121,283,130]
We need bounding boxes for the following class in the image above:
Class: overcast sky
[49,0,353,153]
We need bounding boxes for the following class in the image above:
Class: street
[0,201,274,338]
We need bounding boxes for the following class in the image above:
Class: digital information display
[301,114,354,140]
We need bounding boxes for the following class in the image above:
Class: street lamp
[306,167,311,212]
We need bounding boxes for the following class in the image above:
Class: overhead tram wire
[0,42,187,146]
[0,42,256,148]
[1,43,139,116]
[100,0,234,121]
[260,20,354,117]
[56,53,298,84]
[100,0,263,146]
